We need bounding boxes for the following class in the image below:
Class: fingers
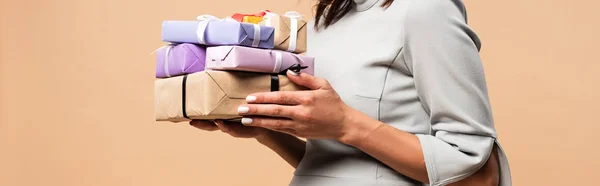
[286,70,331,90]
[240,117,295,129]
[214,120,235,133]
[189,120,219,131]
[241,117,304,137]
[246,91,307,105]
[214,120,265,138]
[238,104,301,119]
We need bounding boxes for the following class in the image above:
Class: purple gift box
[161,20,275,49]
[205,46,314,75]
[155,43,206,78]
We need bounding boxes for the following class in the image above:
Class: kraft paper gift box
[258,11,307,53]
[161,16,275,49]
[154,71,306,122]
[204,46,314,75]
[155,43,206,78]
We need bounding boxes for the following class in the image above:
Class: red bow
[231,10,271,22]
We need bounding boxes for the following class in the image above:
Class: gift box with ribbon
[154,70,307,122]
[161,15,275,49]
[155,43,206,78]
[204,45,314,75]
[258,11,307,54]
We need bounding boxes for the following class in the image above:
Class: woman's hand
[237,71,380,143]
[448,145,500,186]
[189,120,269,139]
[190,119,308,168]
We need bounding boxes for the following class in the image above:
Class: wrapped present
[205,46,314,75]
[154,70,306,122]
[161,15,275,49]
[231,10,270,23]
[258,11,307,53]
[155,43,206,78]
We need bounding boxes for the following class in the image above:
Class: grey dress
[290,0,512,185]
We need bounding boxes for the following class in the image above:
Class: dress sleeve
[401,0,497,185]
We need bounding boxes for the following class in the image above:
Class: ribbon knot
[270,63,308,92]
[279,63,308,75]
[196,14,219,21]
[283,11,302,19]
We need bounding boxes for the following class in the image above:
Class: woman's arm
[341,109,499,185]
[393,0,499,184]
[339,111,429,182]
[239,69,498,185]
[255,130,306,168]
[190,120,306,168]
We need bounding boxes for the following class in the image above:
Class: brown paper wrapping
[258,15,307,54]
[154,71,306,122]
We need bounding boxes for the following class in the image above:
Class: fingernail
[237,106,249,114]
[287,70,299,76]
[241,118,253,125]
[246,95,257,103]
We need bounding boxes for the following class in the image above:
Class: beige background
[0,0,598,185]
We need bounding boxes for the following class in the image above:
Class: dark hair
[314,0,393,29]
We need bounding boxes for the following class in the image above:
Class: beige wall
[0,0,598,185]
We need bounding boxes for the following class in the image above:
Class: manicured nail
[287,70,299,76]
[246,95,257,103]
[237,106,249,114]
[241,118,253,125]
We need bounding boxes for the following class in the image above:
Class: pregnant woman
[191,0,512,185]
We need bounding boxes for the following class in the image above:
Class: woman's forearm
[340,108,500,185]
[256,131,306,168]
[340,109,430,183]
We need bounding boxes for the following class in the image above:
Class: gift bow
[232,10,271,22]
[263,11,303,52]
[196,14,263,47]
[283,11,302,19]
[231,10,271,24]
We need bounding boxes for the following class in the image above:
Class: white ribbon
[151,44,176,77]
[284,11,301,52]
[252,24,261,47]
[164,46,173,77]
[290,53,306,65]
[262,12,278,27]
[272,51,282,73]
[196,15,219,45]
[271,50,306,73]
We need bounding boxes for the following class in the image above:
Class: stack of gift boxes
[154,10,314,122]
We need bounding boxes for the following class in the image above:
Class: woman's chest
[305,8,412,98]
[305,8,417,121]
